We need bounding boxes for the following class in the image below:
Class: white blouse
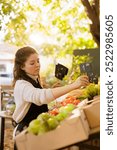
[12,79,55,123]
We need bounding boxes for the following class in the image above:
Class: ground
[4,120,14,150]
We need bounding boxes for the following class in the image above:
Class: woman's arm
[14,75,89,105]
[51,75,89,99]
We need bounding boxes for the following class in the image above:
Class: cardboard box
[83,96,100,129]
[15,110,90,150]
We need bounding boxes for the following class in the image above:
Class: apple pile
[28,112,59,135]
[27,103,75,135]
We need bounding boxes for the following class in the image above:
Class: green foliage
[0,0,97,54]
[43,0,52,6]
[63,54,92,83]
[39,44,61,56]
[0,0,99,83]
[0,0,34,46]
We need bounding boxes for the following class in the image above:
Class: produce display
[49,95,80,115]
[78,83,100,100]
[27,83,100,136]
[27,103,75,135]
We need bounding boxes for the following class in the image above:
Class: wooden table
[0,111,12,150]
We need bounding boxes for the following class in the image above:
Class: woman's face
[22,53,40,76]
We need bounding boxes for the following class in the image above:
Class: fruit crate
[15,109,90,150]
[83,96,100,129]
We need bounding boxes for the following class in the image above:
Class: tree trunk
[81,0,100,47]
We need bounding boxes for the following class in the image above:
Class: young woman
[12,46,89,138]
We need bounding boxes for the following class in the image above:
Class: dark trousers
[14,143,17,150]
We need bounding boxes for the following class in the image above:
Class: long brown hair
[13,46,40,86]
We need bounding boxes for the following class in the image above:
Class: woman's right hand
[73,75,89,89]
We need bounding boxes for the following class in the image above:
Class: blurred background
[0,1,100,149]
[0,0,100,88]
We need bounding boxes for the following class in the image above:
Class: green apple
[59,106,70,118]
[55,113,65,122]
[37,112,52,122]
[47,117,59,130]
[38,122,50,134]
[64,104,75,112]
[28,119,41,135]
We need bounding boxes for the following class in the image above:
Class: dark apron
[14,77,48,146]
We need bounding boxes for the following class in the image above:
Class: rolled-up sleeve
[16,80,55,105]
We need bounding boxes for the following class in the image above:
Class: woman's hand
[51,75,89,100]
[73,75,90,89]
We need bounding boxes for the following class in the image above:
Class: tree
[81,0,100,46]
[0,0,35,46]
[0,0,99,57]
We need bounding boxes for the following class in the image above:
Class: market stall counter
[15,97,100,150]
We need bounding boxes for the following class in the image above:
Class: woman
[13,46,89,139]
